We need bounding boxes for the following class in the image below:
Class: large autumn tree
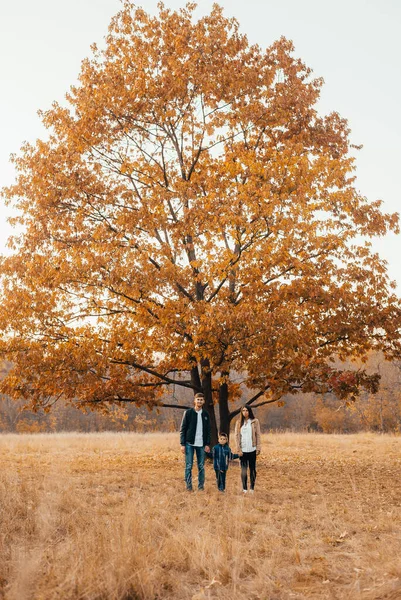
[1,1,400,442]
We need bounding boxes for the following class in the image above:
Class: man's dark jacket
[180,408,211,446]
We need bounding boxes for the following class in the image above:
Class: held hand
[205,446,210,453]
[180,445,185,454]
[238,451,243,457]
[256,450,261,456]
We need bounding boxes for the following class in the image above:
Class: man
[180,393,211,491]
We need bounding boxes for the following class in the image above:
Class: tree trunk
[190,364,202,391]
[200,360,218,446]
[219,377,230,440]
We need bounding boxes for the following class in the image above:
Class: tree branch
[109,359,197,389]
[159,403,191,410]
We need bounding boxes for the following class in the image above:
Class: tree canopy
[1,1,400,440]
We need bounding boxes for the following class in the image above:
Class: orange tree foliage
[1,2,400,441]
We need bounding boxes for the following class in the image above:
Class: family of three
[179,393,262,493]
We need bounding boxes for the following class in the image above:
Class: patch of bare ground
[0,432,401,599]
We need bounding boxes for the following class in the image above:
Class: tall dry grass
[1,432,401,599]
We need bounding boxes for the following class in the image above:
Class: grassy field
[1,432,401,600]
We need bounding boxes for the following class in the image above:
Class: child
[209,432,239,492]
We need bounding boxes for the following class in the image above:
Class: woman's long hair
[239,404,255,428]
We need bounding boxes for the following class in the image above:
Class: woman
[234,404,261,494]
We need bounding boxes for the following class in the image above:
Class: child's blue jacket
[210,443,239,471]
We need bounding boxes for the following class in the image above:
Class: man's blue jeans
[185,443,205,490]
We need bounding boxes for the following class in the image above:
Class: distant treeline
[1,353,400,434]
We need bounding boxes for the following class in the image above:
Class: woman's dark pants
[240,450,257,490]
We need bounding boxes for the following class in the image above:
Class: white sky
[1,0,400,285]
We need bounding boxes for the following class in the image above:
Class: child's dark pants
[215,469,226,491]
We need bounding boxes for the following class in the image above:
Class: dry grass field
[1,432,401,600]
